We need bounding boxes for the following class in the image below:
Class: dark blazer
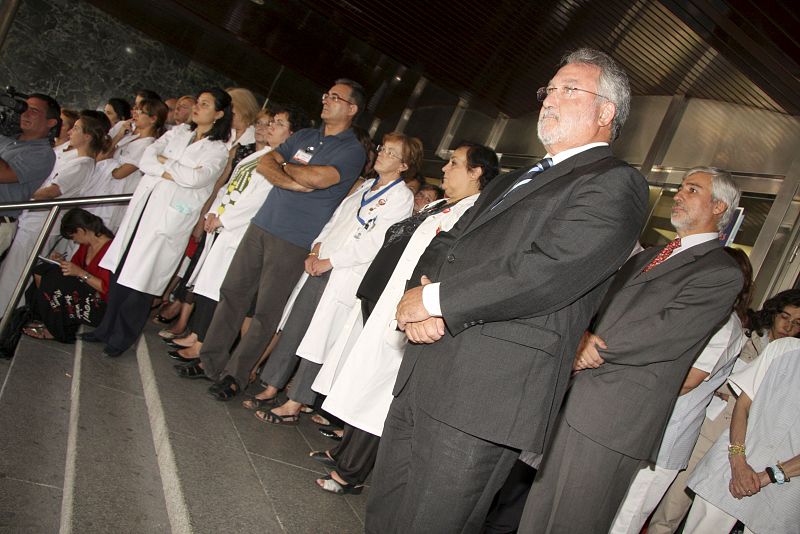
[395,146,650,451]
[564,239,742,461]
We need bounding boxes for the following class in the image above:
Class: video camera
[0,87,29,138]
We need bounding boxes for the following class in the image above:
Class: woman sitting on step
[22,209,113,343]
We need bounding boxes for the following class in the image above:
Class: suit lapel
[625,239,722,287]
[467,146,615,232]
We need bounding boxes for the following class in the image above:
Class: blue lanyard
[356,177,404,227]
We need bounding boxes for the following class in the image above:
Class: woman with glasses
[306,142,499,495]
[165,106,310,360]
[83,88,232,358]
[231,133,418,407]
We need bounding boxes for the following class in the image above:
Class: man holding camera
[0,93,60,256]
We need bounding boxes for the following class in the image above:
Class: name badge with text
[291,149,313,165]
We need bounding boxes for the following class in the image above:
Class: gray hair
[561,48,631,141]
[685,166,740,231]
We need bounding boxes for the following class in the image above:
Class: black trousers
[90,270,153,353]
[331,424,380,486]
[365,371,520,534]
[192,294,217,342]
[482,460,537,534]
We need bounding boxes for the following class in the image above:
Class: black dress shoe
[103,346,124,358]
[79,332,103,343]
[319,427,343,441]
[168,350,195,362]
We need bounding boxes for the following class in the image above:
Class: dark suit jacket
[395,146,650,451]
[564,239,742,461]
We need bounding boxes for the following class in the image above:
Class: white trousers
[609,463,679,534]
[683,496,753,534]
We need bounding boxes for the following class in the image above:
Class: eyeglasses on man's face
[377,145,403,160]
[322,92,355,106]
[536,86,611,102]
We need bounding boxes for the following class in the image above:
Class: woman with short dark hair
[84,88,232,357]
[22,209,114,342]
[306,142,499,494]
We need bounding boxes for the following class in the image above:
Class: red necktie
[642,238,681,273]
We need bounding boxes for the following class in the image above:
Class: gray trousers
[518,419,641,534]
[365,371,520,534]
[199,224,306,386]
[259,271,329,405]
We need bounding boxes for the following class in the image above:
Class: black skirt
[31,263,106,342]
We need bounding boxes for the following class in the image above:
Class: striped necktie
[491,158,553,210]
[642,238,682,273]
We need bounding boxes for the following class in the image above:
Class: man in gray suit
[519,168,743,533]
[364,48,650,533]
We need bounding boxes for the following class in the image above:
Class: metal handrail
[0,194,133,337]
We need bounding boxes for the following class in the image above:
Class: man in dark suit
[519,167,743,533]
[364,48,650,534]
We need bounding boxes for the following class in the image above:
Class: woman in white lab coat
[84,89,232,357]
[83,98,168,231]
[240,133,419,407]
[309,143,499,494]
[167,106,310,360]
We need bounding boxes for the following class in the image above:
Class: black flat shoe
[309,450,337,468]
[154,314,176,324]
[175,361,209,380]
[316,475,363,495]
[319,427,343,441]
[168,350,196,363]
[103,346,124,358]
[79,332,103,343]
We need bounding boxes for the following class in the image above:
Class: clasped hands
[304,253,332,277]
[728,457,769,499]
[572,332,606,372]
[396,276,445,344]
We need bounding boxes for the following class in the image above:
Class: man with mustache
[519,167,743,533]
[364,48,649,533]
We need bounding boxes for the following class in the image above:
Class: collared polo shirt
[252,126,366,249]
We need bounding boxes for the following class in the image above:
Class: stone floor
[0,323,367,533]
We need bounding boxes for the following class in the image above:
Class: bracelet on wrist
[773,464,786,485]
[776,461,790,483]
[766,466,778,484]
[728,443,746,457]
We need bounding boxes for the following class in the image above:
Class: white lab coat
[190,146,273,301]
[0,154,95,312]
[99,124,228,295]
[294,178,413,365]
[317,195,479,436]
[83,135,156,231]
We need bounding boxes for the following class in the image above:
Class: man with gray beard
[364,48,649,534]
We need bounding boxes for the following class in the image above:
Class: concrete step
[136,323,366,533]
[0,322,368,534]
[61,338,169,533]
[0,337,74,533]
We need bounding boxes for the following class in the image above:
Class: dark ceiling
[88,0,800,118]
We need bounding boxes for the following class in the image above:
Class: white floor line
[57,339,83,534]
[136,335,193,534]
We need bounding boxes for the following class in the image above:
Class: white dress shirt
[421,142,609,317]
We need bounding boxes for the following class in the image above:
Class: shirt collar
[676,232,719,250]
[547,142,609,166]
